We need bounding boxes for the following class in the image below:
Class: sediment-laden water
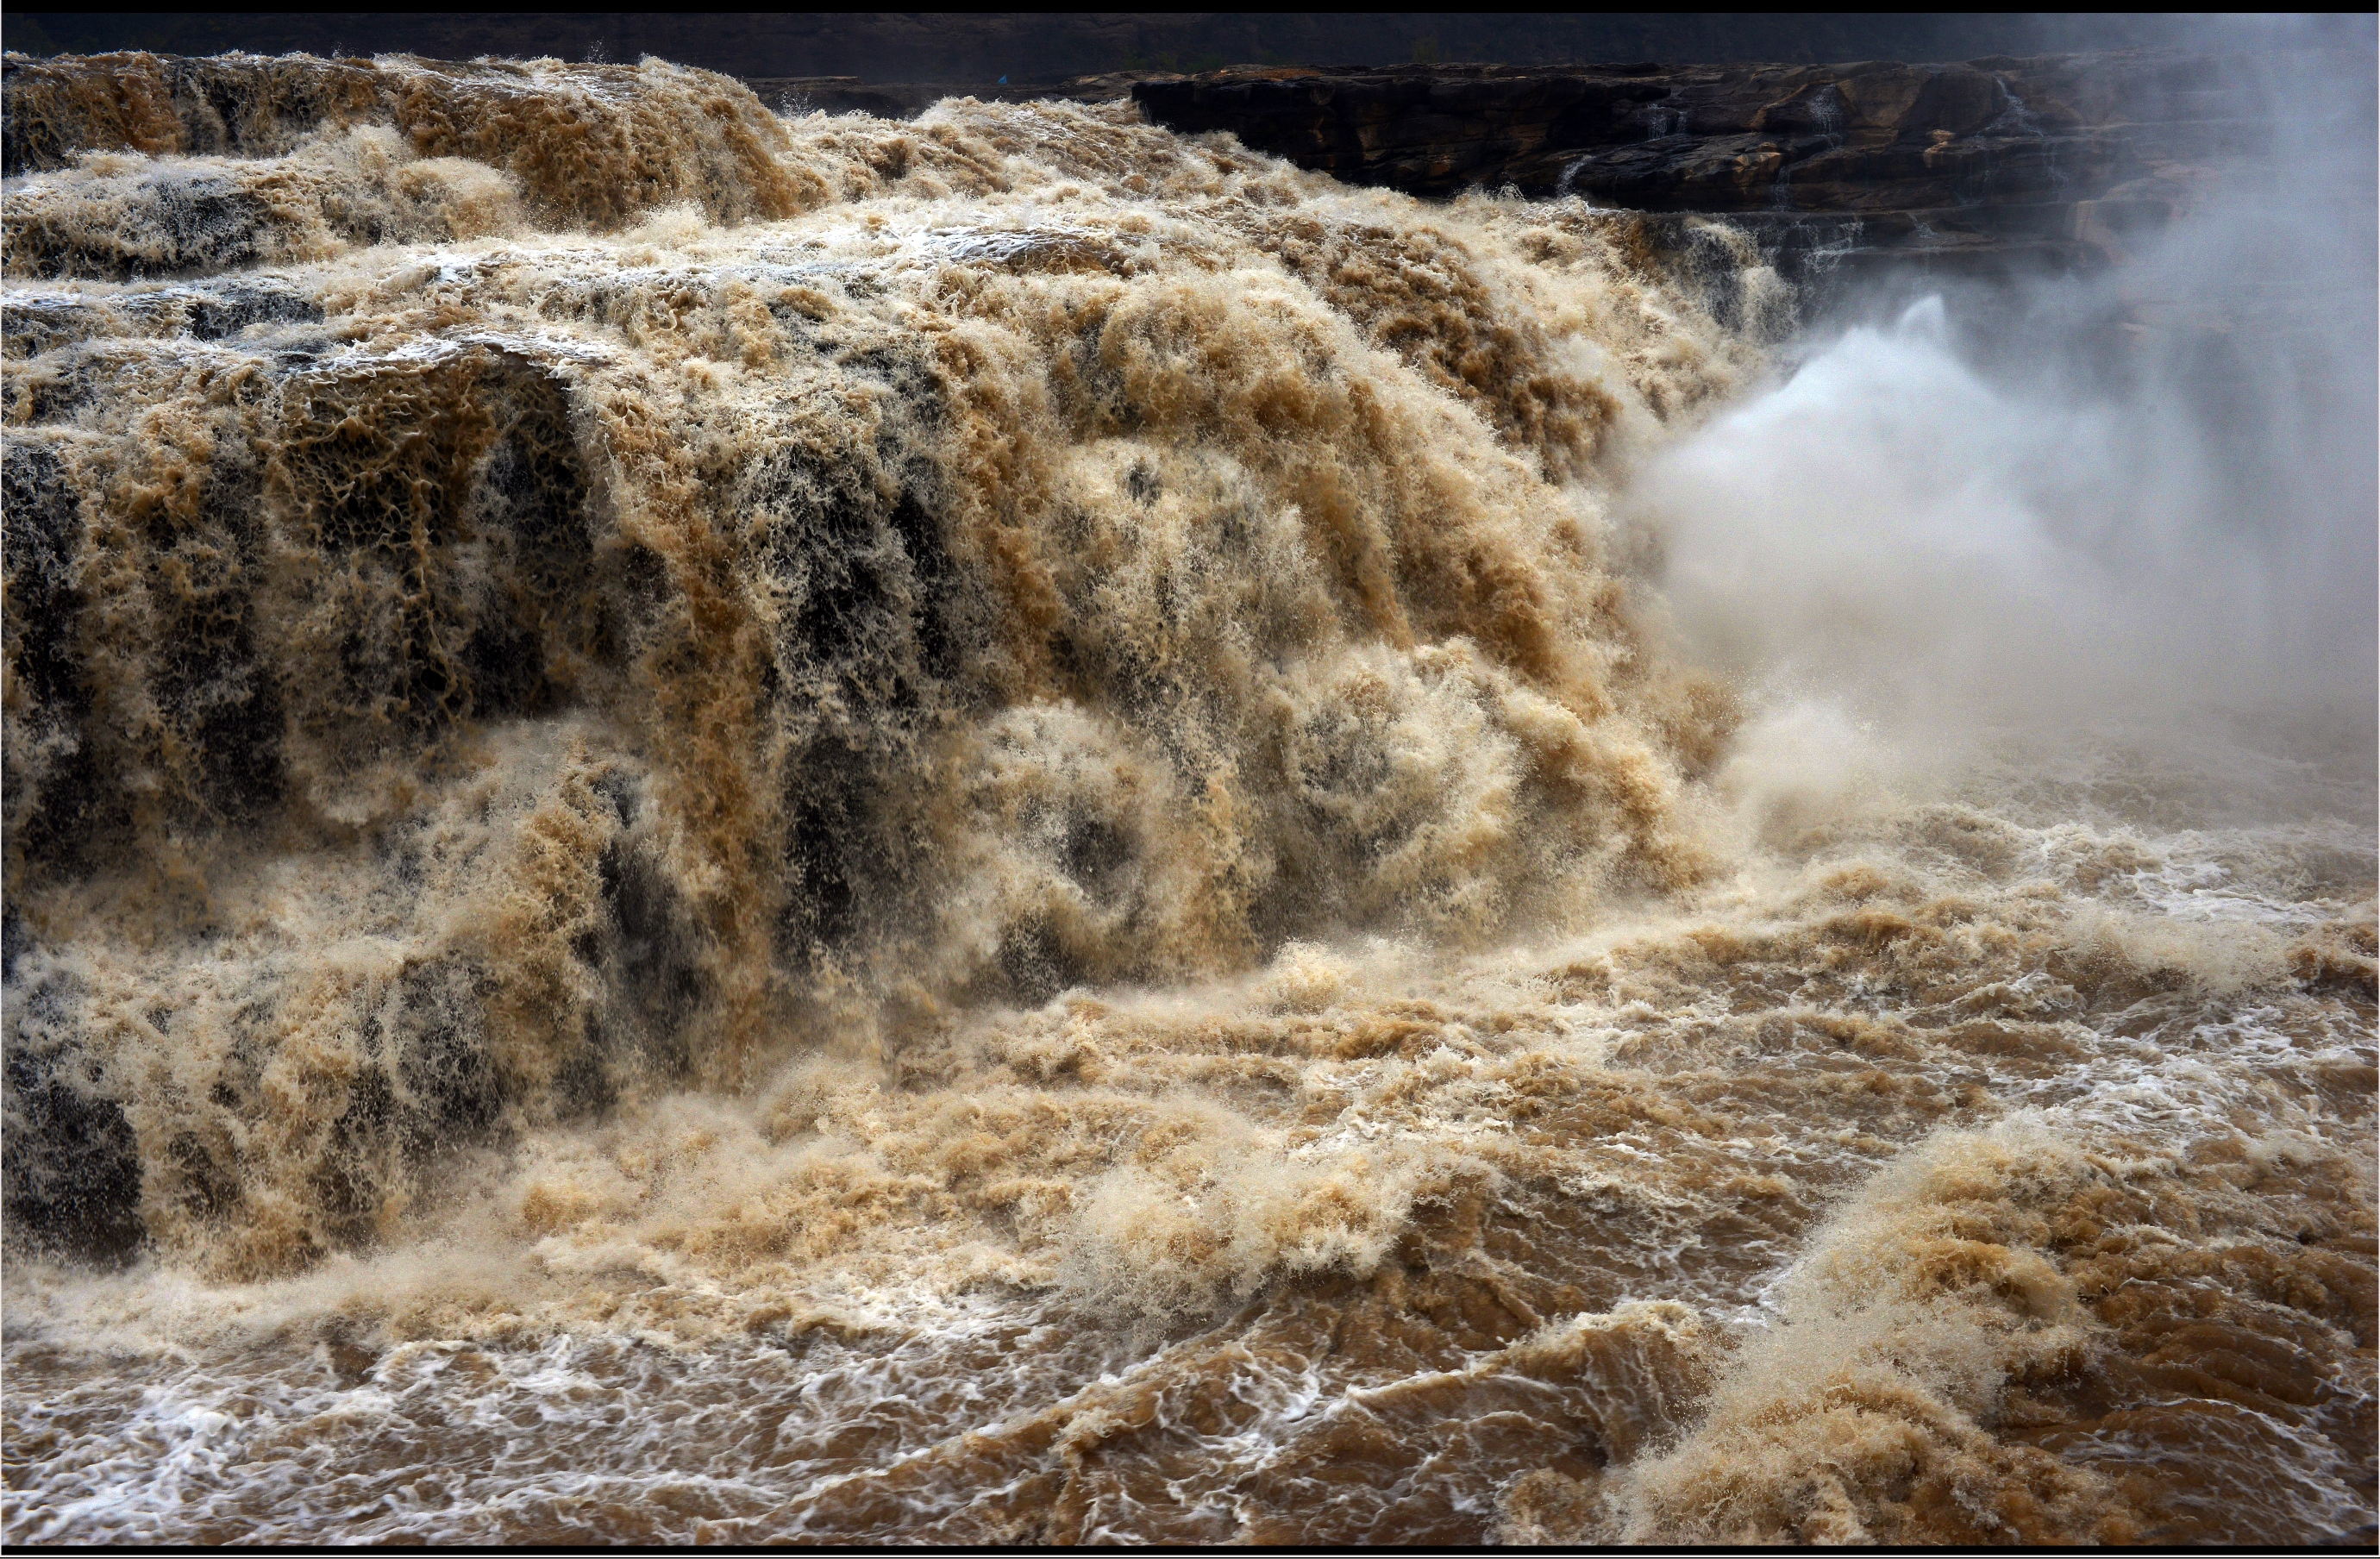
[3,53,2372,1546]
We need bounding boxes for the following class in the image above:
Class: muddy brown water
[3,53,2372,1546]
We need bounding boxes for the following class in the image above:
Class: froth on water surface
[3,48,2372,1546]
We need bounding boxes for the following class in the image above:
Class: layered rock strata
[1129,53,2357,292]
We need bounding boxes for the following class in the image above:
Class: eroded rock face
[1130,53,2348,290]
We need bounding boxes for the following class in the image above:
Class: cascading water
[3,51,2371,1546]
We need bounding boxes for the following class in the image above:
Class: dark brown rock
[1127,54,2279,205]
[1127,52,2352,291]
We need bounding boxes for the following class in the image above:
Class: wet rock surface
[1129,53,2361,291]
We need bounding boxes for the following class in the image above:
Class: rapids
[3,53,2373,1545]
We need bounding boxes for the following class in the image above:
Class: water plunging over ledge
[3,48,2372,1546]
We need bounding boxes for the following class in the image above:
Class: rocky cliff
[1130,53,2357,293]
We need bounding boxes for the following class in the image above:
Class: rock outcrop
[738,51,2363,298]
[1130,53,2353,291]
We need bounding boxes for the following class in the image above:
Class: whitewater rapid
[3,52,2372,1545]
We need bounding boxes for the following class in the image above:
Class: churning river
[3,53,2373,1545]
